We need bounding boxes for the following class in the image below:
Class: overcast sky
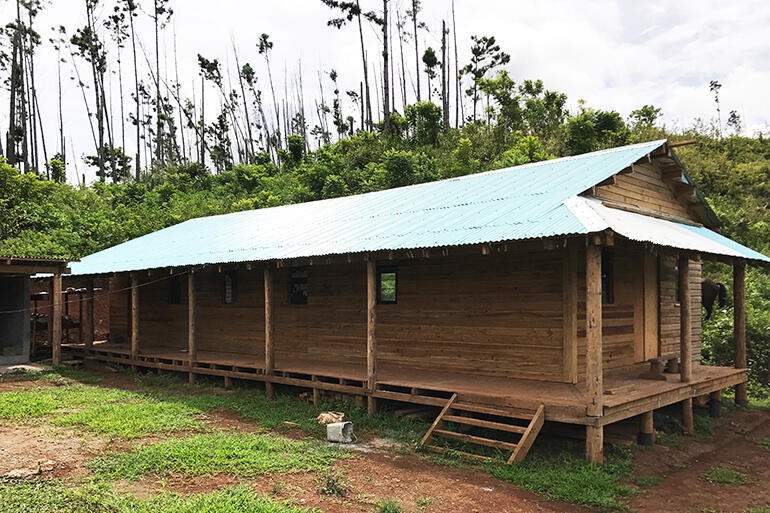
[2,0,769,184]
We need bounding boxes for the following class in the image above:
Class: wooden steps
[420,393,545,464]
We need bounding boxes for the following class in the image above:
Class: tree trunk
[382,0,391,131]
[412,0,420,102]
[452,0,461,127]
[355,1,373,130]
[441,20,450,130]
[129,6,141,179]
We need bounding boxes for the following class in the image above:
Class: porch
[66,340,746,428]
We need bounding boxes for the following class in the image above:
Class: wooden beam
[733,261,748,405]
[679,254,692,383]
[563,246,578,383]
[51,273,62,366]
[264,265,275,398]
[586,425,603,465]
[188,271,197,385]
[600,199,702,227]
[83,278,95,350]
[366,257,377,414]
[668,139,697,148]
[586,243,603,417]
[639,410,654,445]
[682,397,694,435]
[130,273,139,370]
[0,264,69,275]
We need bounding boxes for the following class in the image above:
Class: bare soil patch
[0,423,105,479]
[630,408,770,513]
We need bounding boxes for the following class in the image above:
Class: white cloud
[1,0,768,183]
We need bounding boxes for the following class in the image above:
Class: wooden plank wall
[593,163,696,221]
[196,270,265,356]
[274,262,366,366]
[108,274,130,343]
[136,274,187,351]
[660,253,702,361]
[577,248,637,380]
[377,250,564,381]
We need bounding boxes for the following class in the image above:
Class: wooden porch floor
[66,341,746,426]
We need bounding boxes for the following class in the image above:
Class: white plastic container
[326,421,354,443]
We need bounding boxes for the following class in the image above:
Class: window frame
[167,275,182,305]
[376,266,398,305]
[288,268,308,305]
[223,270,238,305]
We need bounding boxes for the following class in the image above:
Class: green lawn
[0,480,318,513]
[89,432,350,480]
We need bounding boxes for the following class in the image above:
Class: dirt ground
[1,366,769,512]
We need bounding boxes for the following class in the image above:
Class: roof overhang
[566,196,770,266]
[0,256,73,275]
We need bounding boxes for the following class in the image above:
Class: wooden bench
[639,354,679,380]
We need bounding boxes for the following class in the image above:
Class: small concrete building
[0,257,70,365]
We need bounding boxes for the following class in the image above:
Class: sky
[2,0,770,184]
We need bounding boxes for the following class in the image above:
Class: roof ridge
[184,139,668,224]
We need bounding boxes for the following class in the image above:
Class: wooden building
[61,140,767,464]
[1,257,70,365]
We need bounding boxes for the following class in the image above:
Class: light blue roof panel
[70,140,678,275]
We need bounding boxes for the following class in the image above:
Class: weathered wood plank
[734,261,747,405]
[585,244,603,417]
[679,255,691,383]
[367,258,377,414]
[563,246,578,383]
[52,274,63,366]
[264,265,275,398]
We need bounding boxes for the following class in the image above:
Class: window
[223,270,238,304]
[377,266,397,304]
[288,269,308,305]
[601,248,614,304]
[168,275,182,305]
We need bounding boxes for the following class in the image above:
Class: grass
[51,401,204,437]
[315,467,350,497]
[378,499,404,513]
[758,437,770,452]
[89,432,349,480]
[482,442,637,511]
[702,467,749,485]
[0,366,104,384]
[0,385,134,420]
[0,480,318,513]
[634,476,663,487]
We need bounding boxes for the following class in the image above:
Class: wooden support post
[264,265,275,399]
[563,245,578,383]
[733,261,748,405]
[130,273,139,371]
[84,279,94,350]
[188,271,196,385]
[709,390,722,418]
[682,397,694,435]
[638,411,655,445]
[679,254,692,383]
[313,376,320,405]
[366,258,377,415]
[586,425,603,465]
[51,274,63,366]
[586,243,603,417]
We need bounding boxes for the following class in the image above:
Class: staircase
[420,393,545,464]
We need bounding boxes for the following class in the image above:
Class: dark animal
[702,278,727,320]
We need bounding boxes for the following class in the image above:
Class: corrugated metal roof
[69,139,766,275]
[566,196,770,262]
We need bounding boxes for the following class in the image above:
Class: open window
[601,248,614,304]
[223,270,238,304]
[377,266,397,304]
[168,275,182,305]
[288,269,308,305]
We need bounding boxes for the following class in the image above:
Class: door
[634,253,659,362]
